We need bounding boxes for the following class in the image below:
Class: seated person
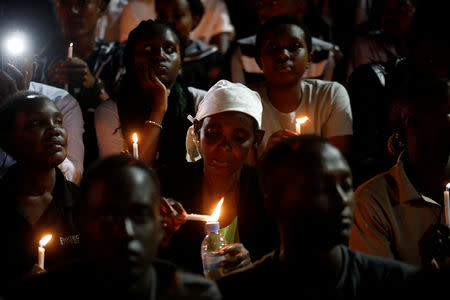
[0,91,82,292]
[250,15,352,161]
[155,0,224,91]
[45,0,125,168]
[230,0,341,85]
[349,77,450,267]
[95,19,206,169]
[0,14,84,184]
[4,154,222,300]
[217,135,419,300]
[157,80,279,276]
[345,0,416,81]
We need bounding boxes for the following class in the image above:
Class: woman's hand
[136,65,169,113]
[47,57,95,89]
[218,243,252,274]
[265,129,297,151]
[0,63,25,102]
[160,197,187,248]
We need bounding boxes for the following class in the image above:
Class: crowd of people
[0,0,449,299]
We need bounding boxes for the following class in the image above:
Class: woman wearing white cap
[158,79,279,278]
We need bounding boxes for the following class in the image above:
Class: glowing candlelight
[186,198,224,222]
[445,183,450,226]
[67,42,73,58]
[295,116,309,135]
[132,133,139,159]
[38,234,52,269]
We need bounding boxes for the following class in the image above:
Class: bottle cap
[205,221,220,232]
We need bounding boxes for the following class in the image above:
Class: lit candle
[445,183,450,226]
[67,42,73,58]
[186,198,224,222]
[38,234,52,270]
[295,116,309,135]
[132,133,139,159]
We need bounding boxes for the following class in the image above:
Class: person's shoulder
[185,39,220,62]
[97,98,118,112]
[154,260,222,300]
[345,246,419,281]
[302,79,346,93]
[354,165,396,197]
[28,81,73,103]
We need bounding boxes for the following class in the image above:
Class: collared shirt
[0,82,85,184]
[349,152,444,265]
[0,167,82,289]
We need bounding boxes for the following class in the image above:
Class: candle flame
[132,133,138,143]
[39,234,52,247]
[446,183,450,191]
[296,116,309,125]
[69,42,73,47]
[207,198,224,222]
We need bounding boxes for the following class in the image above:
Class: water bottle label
[202,254,225,271]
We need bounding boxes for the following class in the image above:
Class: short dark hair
[388,76,449,134]
[258,134,331,198]
[0,90,46,132]
[80,154,161,207]
[255,14,313,60]
[123,19,185,69]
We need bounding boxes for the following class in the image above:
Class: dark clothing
[4,259,222,300]
[217,246,419,300]
[0,167,82,292]
[182,39,224,91]
[157,161,279,275]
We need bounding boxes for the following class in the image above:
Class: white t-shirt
[95,86,206,157]
[249,79,353,156]
[190,0,235,44]
[0,82,85,184]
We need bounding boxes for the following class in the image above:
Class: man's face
[82,167,163,281]
[7,96,68,168]
[56,0,103,39]
[274,144,354,250]
[255,0,308,25]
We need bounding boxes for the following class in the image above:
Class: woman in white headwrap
[158,80,279,278]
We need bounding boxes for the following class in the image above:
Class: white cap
[185,80,263,162]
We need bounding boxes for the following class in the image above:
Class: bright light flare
[4,33,27,56]
[446,183,450,191]
[296,116,309,125]
[39,234,52,247]
[207,198,224,222]
[132,133,138,144]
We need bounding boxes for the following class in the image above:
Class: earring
[387,132,405,157]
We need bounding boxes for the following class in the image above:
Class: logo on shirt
[59,234,80,246]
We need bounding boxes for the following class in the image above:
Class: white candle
[38,234,52,269]
[186,213,211,221]
[444,183,450,226]
[295,116,309,135]
[132,133,139,159]
[67,42,73,58]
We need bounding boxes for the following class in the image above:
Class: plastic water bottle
[201,221,228,280]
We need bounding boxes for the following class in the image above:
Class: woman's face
[8,97,68,168]
[258,24,311,86]
[197,111,257,176]
[132,25,182,89]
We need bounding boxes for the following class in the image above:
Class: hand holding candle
[295,116,309,135]
[38,234,52,270]
[132,133,139,159]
